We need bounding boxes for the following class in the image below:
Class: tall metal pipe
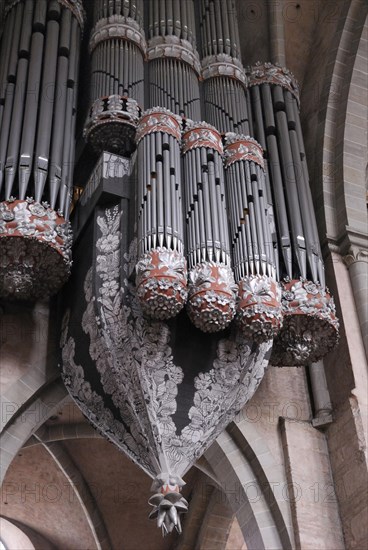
[147,0,201,120]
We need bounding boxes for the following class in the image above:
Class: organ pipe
[199,0,251,135]
[147,0,201,120]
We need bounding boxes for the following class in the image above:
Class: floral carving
[246,61,300,104]
[182,122,223,155]
[136,108,182,144]
[236,276,283,342]
[61,205,271,492]
[187,262,237,333]
[224,133,264,169]
[271,278,339,366]
[0,199,72,300]
[136,247,188,320]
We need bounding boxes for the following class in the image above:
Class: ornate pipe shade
[0,0,83,299]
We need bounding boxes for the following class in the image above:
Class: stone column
[268,0,286,66]
[344,245,368,357]
[309,360,333,427]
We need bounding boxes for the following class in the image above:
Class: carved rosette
[147,35,201,76]
[84,95,140,155]
[271,279,339,366]
[224,133,264,169]
[246,61,300,104]
[187,262,237,333]
[236,276,283,343]
[0,199,72,300]
[136,107,182,144]
[148,474,188,536]
[136,248,188,320]
[201,54,248,87]
[182,122,223,155]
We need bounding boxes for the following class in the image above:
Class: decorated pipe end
[270,279,339,366]
[0,199,72,300]
[187,262,237,333]
[84,95,140,155]
[236,275,283,343]
[136,248,188,320]
[148,473,188,537]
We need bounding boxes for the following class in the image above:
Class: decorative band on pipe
[271,278,339,366]
[147,36,201,76]
[224,134,264,169]
[246,62,300,104]
[89,16,147,55]
[201,55,248,87]
[0,199,72,300]
[187,262,237,333]
[84,95,140,155]
[236,276,283,343]
[136,108,182,144]
[136,248,188,320]
[182,122,223,155]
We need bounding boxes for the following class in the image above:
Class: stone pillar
[309,360,333,427]
[268,0,286,66]
[344,246,368,357]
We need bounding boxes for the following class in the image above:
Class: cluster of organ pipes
[224,134,276,282]
[0,0,82,216]
[136,108,184,256]
[93,0,144,27]
[148,0,197,46]
[0,0,338,362]
[0,0,84,300]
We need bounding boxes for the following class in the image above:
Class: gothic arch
[0,380,69,484]
[204,422,294,550]
[320,0,367,245]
